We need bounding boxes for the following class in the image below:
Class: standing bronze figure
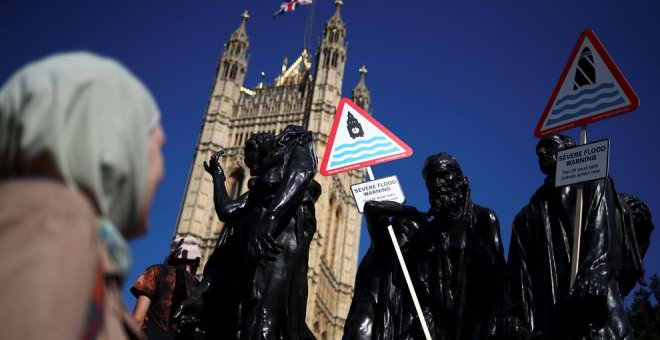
[343,153,507,340]
[505,134,654,339]
[174,125,320,340]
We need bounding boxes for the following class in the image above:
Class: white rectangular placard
[351,175,405,213]
[556,139,610,187]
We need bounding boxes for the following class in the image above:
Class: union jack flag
[273,0,313,18]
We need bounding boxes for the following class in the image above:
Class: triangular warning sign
[535,29,639,137]
[320,98,413,176]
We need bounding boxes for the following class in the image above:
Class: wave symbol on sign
[329,136,401,167]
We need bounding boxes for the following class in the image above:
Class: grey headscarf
[0,52,161,236]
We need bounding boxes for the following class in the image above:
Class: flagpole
[303,0,315,52]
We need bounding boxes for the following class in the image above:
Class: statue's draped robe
[507,178,632,339]
[343,214,422,340]
[344,205,506,340]
[201,187,254,339]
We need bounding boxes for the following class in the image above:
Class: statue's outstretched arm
[204,150,250,221]
[363,200,418,249]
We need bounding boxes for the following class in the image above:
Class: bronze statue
[618,193,654,298]
[174,125,320,340]
[343,153,507,340]
[504,134,654,340]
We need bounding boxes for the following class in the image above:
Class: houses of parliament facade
[173,2,371,339]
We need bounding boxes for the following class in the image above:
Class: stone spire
[324,0,345,45]
[230,10,250,41]
[174,10,252,266]
[218,11,249,85]
[328,0,344,29]
[306,0,348,129]
[351,66,371,112]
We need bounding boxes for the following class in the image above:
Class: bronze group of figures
[173,127,653,340]
[174,125,320,340]
[344,153,507,340]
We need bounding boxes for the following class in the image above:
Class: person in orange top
[132,236,201,340]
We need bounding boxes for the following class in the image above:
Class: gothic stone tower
[174,2,370,339]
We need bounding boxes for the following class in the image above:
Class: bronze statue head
[536,134,576,177]
[422,153,471,221]
[244,132,275,176]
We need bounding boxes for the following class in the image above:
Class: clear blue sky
[2,0,659,311]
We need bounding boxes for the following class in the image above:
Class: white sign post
[557,138,610,280]
[570,127,588,287]
[351,176,405,213]
[555,139,610,187]
[535,29,639,138]
[320,98,412,176]
[320,98,429,339]
[537,29,638,287]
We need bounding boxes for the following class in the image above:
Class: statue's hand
[364,200,405,212]
[364,200,417,219]
[171,295,204,334]
[252,228,284,261]
[569,272,609,328]
[251,233,283,261]
[251,216,283,261]
[572,272,608,302]
[497,315,532,340]
[374,200,402,209]
[204,150,226,181]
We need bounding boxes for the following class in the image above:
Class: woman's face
[128,124,166,239]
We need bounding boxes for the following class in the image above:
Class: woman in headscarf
[0,52,165,340]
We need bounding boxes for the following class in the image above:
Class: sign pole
[570,125,588,287]
[366,166,375,182]
[386,225,432,340]
[534,29,638,287]
[364,166,432,340]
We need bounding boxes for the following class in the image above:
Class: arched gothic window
[330,205,343,267]
[323,195,336,259]
[323,50,330,67]
[229,64,238,80]
[221,62,229,79]
[227,169,245,199]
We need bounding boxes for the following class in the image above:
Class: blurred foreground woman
[0,52,165,340]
